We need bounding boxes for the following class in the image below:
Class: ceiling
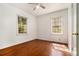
[8,3,71,16]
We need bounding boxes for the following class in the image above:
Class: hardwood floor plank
[0,39,71,56]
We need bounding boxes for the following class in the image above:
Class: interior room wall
[0,3,68,49]
[0,4,37,49]
[37,9,68,43]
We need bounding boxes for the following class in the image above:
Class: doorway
[68,3,77,56]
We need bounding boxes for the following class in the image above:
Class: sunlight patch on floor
[53,43,69,52]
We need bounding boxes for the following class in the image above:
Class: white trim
[67,3,73,53]
[72,3,77,56]
[67,3,77,56]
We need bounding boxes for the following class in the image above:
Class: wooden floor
[0,39,71,56]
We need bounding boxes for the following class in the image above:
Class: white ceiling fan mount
[28,3,46,10]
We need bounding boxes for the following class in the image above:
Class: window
[18,16,27,34]
[51,16,63,34]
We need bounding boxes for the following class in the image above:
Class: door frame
[68,3,77,56]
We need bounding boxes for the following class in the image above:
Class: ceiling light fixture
[28,3,46,10]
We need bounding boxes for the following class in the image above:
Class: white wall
[0,3,69,49]
[0,4,37,49]
[37,9,68,43]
